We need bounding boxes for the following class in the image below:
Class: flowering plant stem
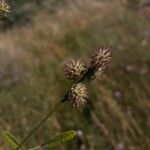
[15,47,111,150]
[15,102,62,150]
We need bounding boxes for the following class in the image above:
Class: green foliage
[45,130,76,148]
[2,130,76,150]
[2,131,24,150]
[29,130,76,150]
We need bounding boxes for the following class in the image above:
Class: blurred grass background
[0,0,150,149]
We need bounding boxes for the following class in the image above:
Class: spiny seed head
[63,58,87,80]
[67,83,88,108]
[0,0,10,18]
[88,47,111,80]
[90,47,111,68]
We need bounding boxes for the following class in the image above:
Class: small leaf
[44,130,76,148]
[2,131,23,150]
[28,130,76,150]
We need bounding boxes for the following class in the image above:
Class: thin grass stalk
[15,102,62,150]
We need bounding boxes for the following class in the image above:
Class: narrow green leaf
[28,130,76,150]
[2,131,23,150]
[43,130,76,148]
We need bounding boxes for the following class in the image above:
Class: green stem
[15,102,62,150]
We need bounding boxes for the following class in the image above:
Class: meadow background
[0,0,150,149]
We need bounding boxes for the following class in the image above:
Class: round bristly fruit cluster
[62,47,112,108]
[89,47,111,80]
[67,83,88,108]
[0,0,10,18]
[64,58,87,80]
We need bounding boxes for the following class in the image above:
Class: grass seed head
[90,47,111,68]
[0,0,10,18]
[67,83,88,108]
[88,47,111,80]
[63,58,87,81]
